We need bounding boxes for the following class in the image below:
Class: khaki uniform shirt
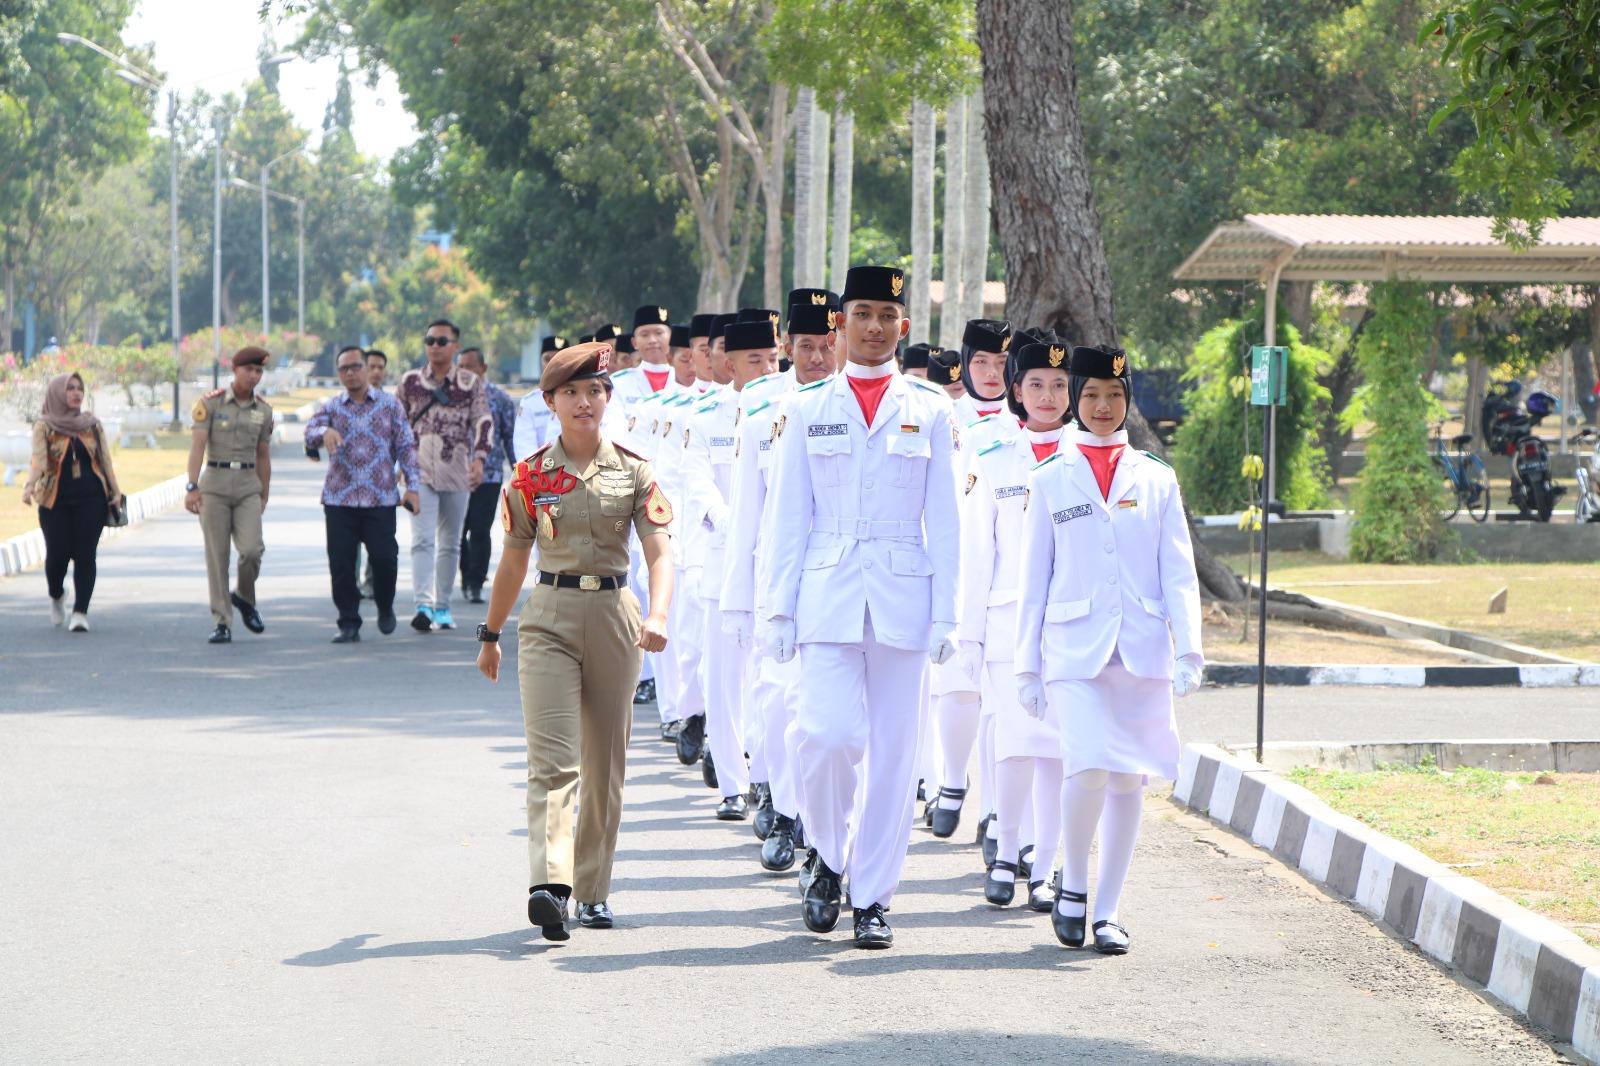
[194,390,274,481]
[501,437,672,575]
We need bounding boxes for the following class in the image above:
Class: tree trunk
[1579,288,1600,427]
[960,87,992,328]
[909,100,936,343]
[762,83,791,311]
[830,102,854,295]
[809,102,830,289]
[977,0,1244,603]
[793,87,815,291]
[938,97,966,349]
[2,261,14,350]
[1282,280,1314,339]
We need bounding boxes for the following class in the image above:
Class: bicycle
[1433,422,1490,523]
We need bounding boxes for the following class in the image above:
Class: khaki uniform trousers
[518,582,643,902]
[200,468,265,626]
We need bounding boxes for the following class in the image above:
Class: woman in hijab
[21,372,123,631]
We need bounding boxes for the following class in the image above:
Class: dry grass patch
[1202,613,1473,665]
[0,435,189,541]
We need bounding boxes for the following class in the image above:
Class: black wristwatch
[185,480,199,492]
[476,623,500,644]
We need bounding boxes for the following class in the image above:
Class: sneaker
[411,607,434,632]
[433,608,455,630]
[50,596,66,627]
[67,611,89,633]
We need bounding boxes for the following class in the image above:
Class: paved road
[0,454,1578,1064]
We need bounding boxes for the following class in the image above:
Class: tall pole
[212,113,224,389]
[261,165,271,337]
[296,199,305,341]
[168,90,182,428]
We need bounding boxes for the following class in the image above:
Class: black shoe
[1052,888,1088,948]
[715,794,748,821]
[410,608,433,633]
[207,624,232,644]
[1018,844,1035,883]
[675,715,704,765]
[576,901,614,929]
[981,823,1000,870]
[1093,919,1130,955]
[1028,879,1055,912]
[802,859,842,933]
[660,719,681,741]
[930,785,966,839]
[975,811,992,845]
[230,591,264,633]
[377,611,397,635]
[331,625,361,644]
[797,847,819,897]
[852,903,894,949]
[633,678,656,705]
[751,783,776,840]
[923,795,936,828]
[761,815,798,872]
[527,886,571,942]
[984,859,1019,906]
[701,749,719,790]
[466,586,485,605]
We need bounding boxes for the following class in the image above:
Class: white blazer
[651,391,699,561]
[959,428,1060,659]
[720,372,797,619]
[759,368,960,652]
[681,388,748,595]
[1015,429,1203,682]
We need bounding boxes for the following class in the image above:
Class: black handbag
[105,497,129,528]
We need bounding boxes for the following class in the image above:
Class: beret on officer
[902,342,934,371]
[786,302,835,336]
[1006,340,1072,420]
[689,313,717,339]
[841,265,906,306]
[723,320,779,352]
[539,341,615,393]
[927,346,962,387]
[633,304,671,330]
[232,345,270,368]
[670,323,691,348]
[540,335,568,355]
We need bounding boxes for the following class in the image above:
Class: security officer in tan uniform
[185,346,274,644]
[474,341,674,942]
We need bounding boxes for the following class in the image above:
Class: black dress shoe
[701,749,719,789]
[981,825,1000,870]
[984,859,1019,906]
[761,815,798,871]
[802,859,842,933]
[331,626,361,644]
[466,587,485,605]
[797,847,818,897]
[230,591,264,633]
[1028,880,1055,912]
[1052,888,1088,948]
[930,785,966,839]
[715,794,748,820]
[576,901,614,929]
[791,816,807,851]
[207,624,232,644]
[633,678,656,705]
[377,611,397,635]
[660,719,679,741]
[410,608,433,633]
[675,715,704,765]
[852,903,894,949]
[751,783,776,840]
[527,886,571,942]
[1093,919,1130,955]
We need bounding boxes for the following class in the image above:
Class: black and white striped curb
[1204,663,1600,687]
[0,474,186,578]
[1174,743,1600,1062]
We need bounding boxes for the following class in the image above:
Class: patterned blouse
[304,390,423,508]
[482,380,518,486]
[395,363,493,493]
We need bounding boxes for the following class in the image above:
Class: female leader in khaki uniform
[475,341,673,941]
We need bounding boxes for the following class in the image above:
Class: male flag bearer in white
[759,265,960,949]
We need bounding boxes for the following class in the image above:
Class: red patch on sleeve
[645,483,673,526]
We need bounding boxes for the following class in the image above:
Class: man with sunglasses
[397,319,493,632]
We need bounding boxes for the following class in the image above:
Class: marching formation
[483,263,1206,954]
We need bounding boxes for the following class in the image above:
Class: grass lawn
[0,431,191,541]
[1201,613,1472,665]
[1223,552,1600,663]
[1290,762,1600,948]
[260,386,336,415]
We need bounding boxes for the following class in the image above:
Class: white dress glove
[1172,655,1203,698]
[722,610,754,650]
[760,616,797,663]
[1017,672,1046,720]
[958,641,985,686]
[927,621,957,666]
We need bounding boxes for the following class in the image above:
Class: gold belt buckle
[578,574,602,591]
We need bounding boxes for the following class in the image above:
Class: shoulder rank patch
[1033,453,1061,470]
[191,398,209,422]
[977,439,1003,456]
[966,414,995,428]
[695,398,720,413]
[645,482,673,526]
[908,376,943,394]
[797,377,828,392]
[745,398,771,417]
[1141,449,1172,469]
[612,367,639,379]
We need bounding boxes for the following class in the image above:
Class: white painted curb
[1,473,187,579]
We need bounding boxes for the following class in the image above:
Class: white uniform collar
[1067,426,1129,448]
[844,359,896,381]
[1024,427,1064,446]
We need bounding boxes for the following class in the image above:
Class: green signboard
[1250,345,1287,407]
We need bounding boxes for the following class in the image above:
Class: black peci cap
[927,347,962,387]
[615,332,635,355]
[723,320,780,352]
[902,342,935,370]
[670,323,690,348]
[786,302,835,336]
[540,335,568,355]
[710,313,738,344]
[632,304,671,330]
[1006,341,1072,420]
[840,265,906,306]
[593,323,622,343]
[788,288,840,313]
[689,313,717,339]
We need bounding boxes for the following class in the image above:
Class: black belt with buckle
[206,460,256,470]
[537,571,627,591]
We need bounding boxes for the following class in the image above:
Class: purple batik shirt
[304,389,423,508]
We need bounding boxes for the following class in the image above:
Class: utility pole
[212,110,225,389]
[168,90,181,428]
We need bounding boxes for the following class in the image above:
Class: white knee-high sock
[1057,768,1109,916]
[1029,756,1064,884]
[979,714,999,828]
[992,757,1032,882]
[936,692,980,808]
[1093,772,1145,925]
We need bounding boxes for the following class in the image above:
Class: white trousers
[409,484,469,612]
[701,595,749,798]
[754,653,800,816]
[654,566,685,724]
[795,615,927,910]
[672,568,707,720]
[630,536,656,689]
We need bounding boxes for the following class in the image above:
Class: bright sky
[125,0,420,162]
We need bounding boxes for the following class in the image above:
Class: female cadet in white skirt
[958,338,1074,912]
[1014,344,1204,955]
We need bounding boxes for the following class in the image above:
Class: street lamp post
[260,145,304,338]
[230,176,305,356]
[212,110,225,389]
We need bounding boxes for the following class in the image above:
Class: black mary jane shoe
[331,625,360,644]
[930,785,967,839]
[1093,919,1130,956]
[576,901,614,929]
[230,591,265,634]
[980,826,1000,870]
[715,794,748,821]
[1052,888,1088,948]
[1018,845,1035,883]
[974,811,992,845]
[852,903,894,949]
[675,715,705,765]
[984,859,1019,907]
[761,815,798,872]
[1027,879,1055,912]
[207,624,233,645]
[751,783,776,840]
[527,886,571,942]
[802,860,842,934]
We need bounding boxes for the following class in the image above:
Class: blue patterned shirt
[482,380,518,485]
[304,389,422,507]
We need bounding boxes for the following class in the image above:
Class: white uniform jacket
[513,391,556,460]
[958,429,1058,660]
[680,389,744,594]
[1014,430,1202,683]
[720,372,798,619]
[652,391,698,553]
[760,369,960,652]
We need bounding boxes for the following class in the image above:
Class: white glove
[958,641,985,686]
[722,610,753,650]
[760,616,797,663]
[927,622,957,666]
[1172,655,1203,698]
[1017,672,1046,720]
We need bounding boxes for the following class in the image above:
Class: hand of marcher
[1172,655,1203,699]
[321,428,344,453]
[185,488,202,515]
[926,621,957,667]
[1017,672,1046,720]
[760,616,796,663]
[637,612,669,653]
[722,610,754,650]
[958,641,984,685]
[477,640,502,682]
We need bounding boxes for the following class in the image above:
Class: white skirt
[988,659,1060,761]
[1046,653,1180,780]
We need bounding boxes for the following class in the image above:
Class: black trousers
[325,505,398,628]
[39,490,107,614]
[459,480,500,592]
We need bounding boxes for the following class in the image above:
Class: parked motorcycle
[1481,381,1565,522]
[1573,426,1600,524]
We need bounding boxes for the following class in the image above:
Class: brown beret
[232,346,270,368]
[539,341,614,392]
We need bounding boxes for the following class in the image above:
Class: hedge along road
[0,454,1573,1064]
